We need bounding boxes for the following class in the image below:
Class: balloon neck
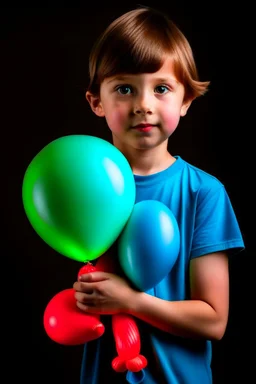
[82,260,95,266]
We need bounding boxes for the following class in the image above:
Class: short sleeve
[191,184,245,258]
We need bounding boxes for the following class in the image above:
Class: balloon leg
[111,314,147,372]
[43,288,105,345]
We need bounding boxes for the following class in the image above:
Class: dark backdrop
[4,1,253,383]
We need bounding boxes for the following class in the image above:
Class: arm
[130,251,229,340]
[74,251,229,341]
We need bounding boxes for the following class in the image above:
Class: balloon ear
[43,288,105,345]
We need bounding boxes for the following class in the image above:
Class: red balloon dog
[43,252,147,374]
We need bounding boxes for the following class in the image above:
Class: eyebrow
[154,77,178,85]
[106,76,128,84]
[106,75,178,85]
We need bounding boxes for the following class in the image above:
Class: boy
[73,6,244,383]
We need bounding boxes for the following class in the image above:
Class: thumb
[79,271,111,282]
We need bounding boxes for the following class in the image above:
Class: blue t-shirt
[80,156,244,384]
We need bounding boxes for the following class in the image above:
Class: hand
[73,271,136,315]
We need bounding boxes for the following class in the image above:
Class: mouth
[132,124,155,133]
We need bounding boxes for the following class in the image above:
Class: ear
[86,91,105,117]
[180,99,193,117]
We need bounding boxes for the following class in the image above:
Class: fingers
[72,279,106,314]
[74,290,95,305]
[76,301,99,314]
[73,281,99,308]
[73,281,95,293]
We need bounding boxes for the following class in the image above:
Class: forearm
[128,291,227,341]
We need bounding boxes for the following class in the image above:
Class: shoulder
[179,157,225,197]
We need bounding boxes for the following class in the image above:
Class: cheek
[105,108,128,132]
[162,111,181,135]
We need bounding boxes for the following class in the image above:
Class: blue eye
[155,85,169,94]
[117,85,132,95]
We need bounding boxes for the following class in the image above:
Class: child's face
[87,57,191,150]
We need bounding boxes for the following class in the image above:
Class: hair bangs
[99,28,171,80]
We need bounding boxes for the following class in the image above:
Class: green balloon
[22,135,136,262]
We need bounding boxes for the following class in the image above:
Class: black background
[4,1,253,382]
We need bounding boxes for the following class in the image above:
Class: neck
[112,137,175,176]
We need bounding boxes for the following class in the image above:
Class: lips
[133,124,155,132]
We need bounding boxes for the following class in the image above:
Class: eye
[116,85,133,95]
[155,85,169,94]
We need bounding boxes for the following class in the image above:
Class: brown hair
[87,7,210,101]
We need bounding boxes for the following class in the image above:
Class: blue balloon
[118,200,180,291]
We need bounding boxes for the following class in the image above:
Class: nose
[134,106,152,115]
[133,93,153,115]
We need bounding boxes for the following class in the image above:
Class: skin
[73,57,229,341]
